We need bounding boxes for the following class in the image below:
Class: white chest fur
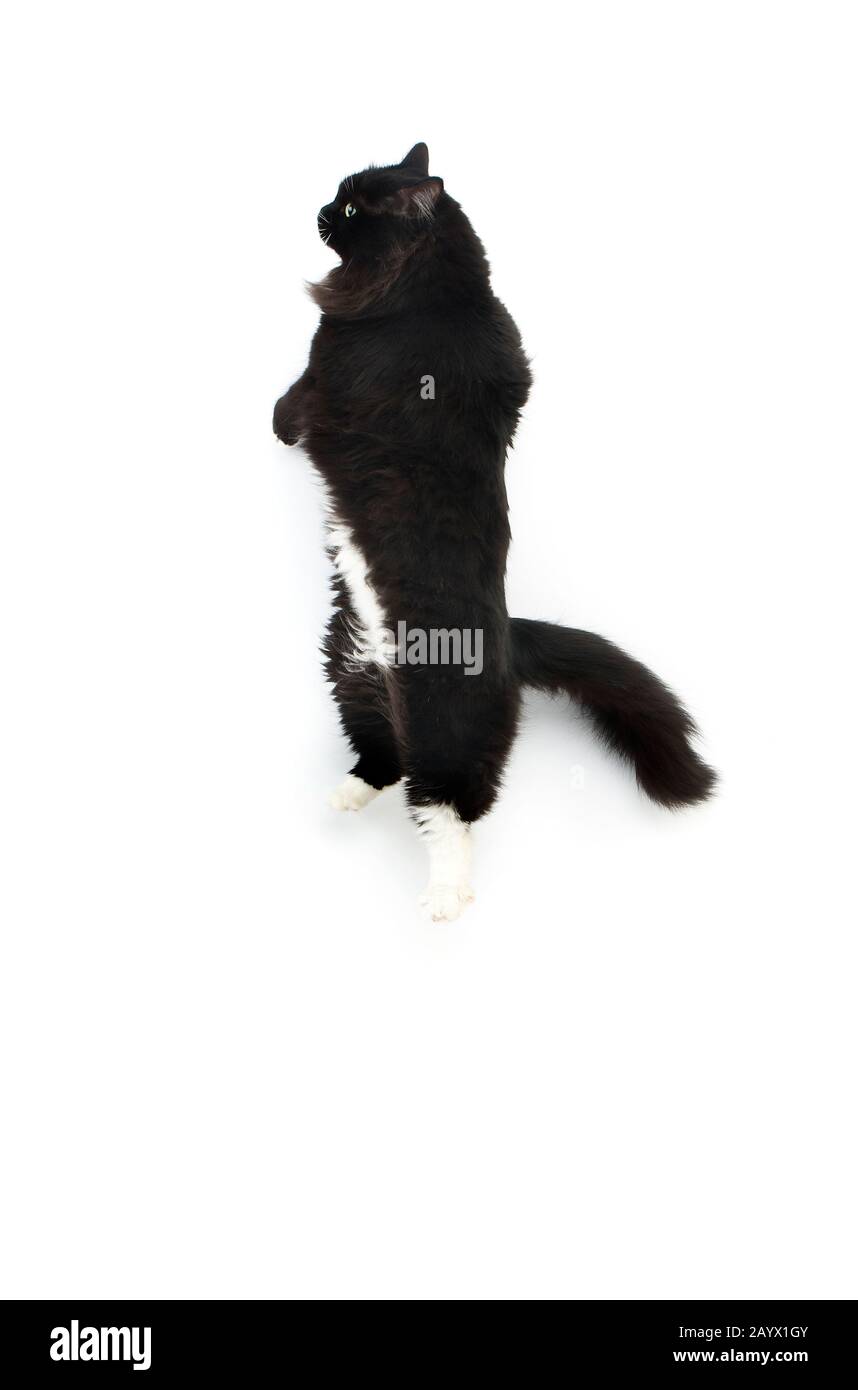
[327,522,394,667]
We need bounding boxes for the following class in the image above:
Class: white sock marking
[414,803,474,921]
[329,773,381,812]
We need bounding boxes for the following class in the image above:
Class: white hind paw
[329,774,380,812]
[420,883,475,923]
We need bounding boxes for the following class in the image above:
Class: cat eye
[343,203,357,218]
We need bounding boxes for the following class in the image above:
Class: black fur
[274,144,715,827]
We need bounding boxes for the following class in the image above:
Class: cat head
[317,143,444,260]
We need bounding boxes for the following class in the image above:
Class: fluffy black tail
[511,617,716,808]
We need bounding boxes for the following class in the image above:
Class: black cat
[274,143,715,920]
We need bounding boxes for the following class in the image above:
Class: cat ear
[401,143,429,176]
[387,177,444,219]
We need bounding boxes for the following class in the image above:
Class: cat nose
[318,203,335,227]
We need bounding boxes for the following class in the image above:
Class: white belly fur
[327,521,394,667]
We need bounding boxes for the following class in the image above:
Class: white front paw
[329,774,380,812]
[420,883,475,922]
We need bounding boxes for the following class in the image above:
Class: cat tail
[510,617,716,808]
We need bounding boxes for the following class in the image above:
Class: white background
[1,1,855,1300]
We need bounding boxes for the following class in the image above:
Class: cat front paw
[273,394,300,446]
[329,774,380,812]
[420,883,475,923]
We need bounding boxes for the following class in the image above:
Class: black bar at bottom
[0,1299,853,1378]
